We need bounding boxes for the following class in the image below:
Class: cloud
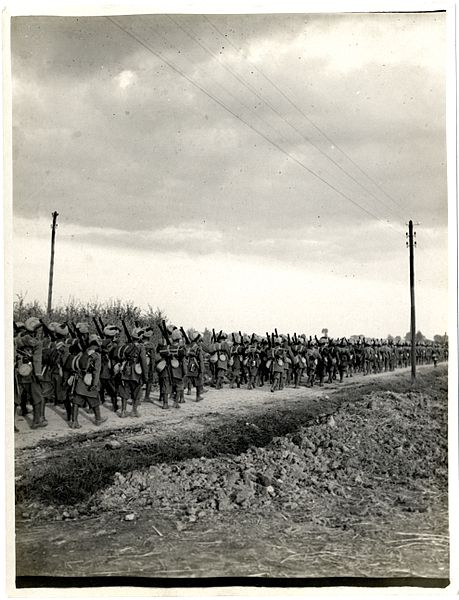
[10,12,448,337]
[115,69,137,89]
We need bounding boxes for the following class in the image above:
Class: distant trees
[405,330,427,343]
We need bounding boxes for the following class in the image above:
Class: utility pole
[47,211,59,315]
[406,220,417,382]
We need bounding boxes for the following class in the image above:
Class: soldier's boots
[94,405,108,425]
[195,386,203,402]
[31,403,47,429]
[119,399,128,418]
[69,405,81,429]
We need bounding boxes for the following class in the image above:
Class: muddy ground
[14,365,449,584]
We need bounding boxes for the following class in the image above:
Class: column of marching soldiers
[13,316,448,431]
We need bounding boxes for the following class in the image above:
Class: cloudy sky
[10,11,448,338]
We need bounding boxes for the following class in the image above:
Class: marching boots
[132,398,140,417]
[40,400,48,426]
[111,395,119,412]
[144,382,152,403]
[195,386,203,402]
[71,404,81,429]
[94,404,107,425]
[119,398,128,418]
[179,389,185,404]
[31,403,41,428]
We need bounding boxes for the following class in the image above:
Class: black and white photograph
[4,1,456,592]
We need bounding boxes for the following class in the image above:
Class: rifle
[294,333,298,343]
[232,333,236,344]
[266,332,272,349]
[99,317,106,331]
[217,330,223,342]
[250,333,255,344]
[180,327,190,345]
[121,319,133,344]
[275,328,278,337]
[93,317,104,338]
[212,329,216,343]
[287,333,291,344]
[39,318,56,341]
[161,320,171,345]
[271,333,275,347]
[71,321,88,351]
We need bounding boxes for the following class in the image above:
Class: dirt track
[14,364,434,450]
[14,364,449,583]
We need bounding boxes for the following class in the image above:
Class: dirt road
[14,365,449,584]
[14,364,439,450]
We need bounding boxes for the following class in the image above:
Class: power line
[107,16,400,232]
[166,14,404,226]
[136,15,360,204]
[204,15,407,221]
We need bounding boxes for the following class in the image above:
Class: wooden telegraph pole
[406,220,417,382]
[47,211,59,315]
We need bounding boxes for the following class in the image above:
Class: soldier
[270,337,284,392]
[170,328,187,408]
[118,327,148,418]
[229,333,243,389]
[282,336,295,387]
[306,339,319,387]
[245,340,260,390]
[337,338,349,383]
[432,345,439,367]
[257,337,270,387]
[363,339,374,376]
[186,332,205,402]
[99,325,121,412]
[40,321,69,410]
[156,340,172,409]
[347,339,355,377]
[315,337,329,387]
[70,334,106,428]
[215,333,230,390]
[142,328,156,403]
[15,317,46,429]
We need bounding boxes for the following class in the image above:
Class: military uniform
[118,327,148,418]
[15,317,46,428]
[99,325,121,412]
[186,333,205,402]
[142,329,156,403]
[70,334,105,428]
[215,334,230,389]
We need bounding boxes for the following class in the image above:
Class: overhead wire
[107,16,401,233]
[134,14,365,205]
[169,14,405,227]
[204,14,408,223]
